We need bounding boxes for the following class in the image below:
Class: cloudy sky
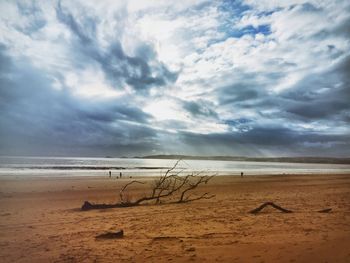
[0,0,349,157]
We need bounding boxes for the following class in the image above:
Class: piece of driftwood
[95,230,124,239]
[250,202,333,214]
[81,161,216,211]
[317,208,332,213]
[81,201,136,211]
[250,202,293,214]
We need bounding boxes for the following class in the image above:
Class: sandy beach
[1,173,350,262]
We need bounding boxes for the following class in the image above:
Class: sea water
[0,156,350,178]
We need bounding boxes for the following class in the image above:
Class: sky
[0,0,349,157]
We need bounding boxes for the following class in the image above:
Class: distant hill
[138,155,350,164]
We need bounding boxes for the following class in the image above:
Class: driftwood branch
[250,202,293,214]
[81,160,216,210]
[177,174,215,203]
[119,180,145,204]
[250,202,333,214]
[179,192,215,203]
[81,201,135,210]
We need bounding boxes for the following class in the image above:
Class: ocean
[0,156,350,178]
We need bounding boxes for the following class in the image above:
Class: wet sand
[1,174,350,262]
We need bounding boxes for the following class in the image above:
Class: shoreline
[1,170,350,180]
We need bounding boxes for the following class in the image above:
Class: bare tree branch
[119,180,145,204]
[177,175,215,203]
[81,160,216,210]
[180,193,216,203]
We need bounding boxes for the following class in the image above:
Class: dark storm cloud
[285,99,348,120]
[55,1,178,92]
[0,44,12,85]
[216,68,284,106]
[179,125,350,157]
[214,49,350,125]
[220,85,260,105]
[206,47,350,156]
[216,79,278,117]
[182,100,218,118]
[282,55,350,121]
[78,103,151,124]
[0,46,159,156]
[98,42,178,92]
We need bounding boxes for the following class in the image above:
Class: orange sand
[1,174,350,262]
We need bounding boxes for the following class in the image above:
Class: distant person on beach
[120,172,122,178]
[109,171,111,178]
[241,172,244,177]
